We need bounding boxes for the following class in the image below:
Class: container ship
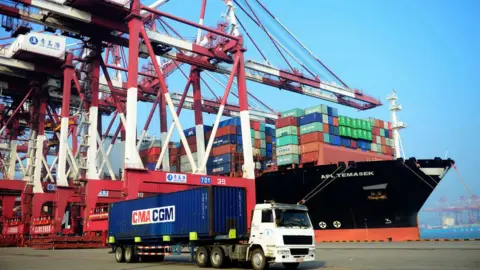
[137,91,454,242]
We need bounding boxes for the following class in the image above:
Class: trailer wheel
[195,246,211,268]
[115,246,125,263]
[251,248,268,270]
[210,246,226,269]
[124,246,138,263]
[283,262,299,269]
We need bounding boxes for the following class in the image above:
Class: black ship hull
[255,157,454,241]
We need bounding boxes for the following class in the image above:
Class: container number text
[200,176,211,184]
[217,178,227,185]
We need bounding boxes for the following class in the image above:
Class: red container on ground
[212,144,236,156]
[216,126,237,137]
[276,116,298,128]
[301,152,319,164]
[300,132,323,144]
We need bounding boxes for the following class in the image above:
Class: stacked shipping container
[369,118,395,155]
[275,108,302,166]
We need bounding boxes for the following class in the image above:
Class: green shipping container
[260,123,265,132]
[277,135,299,147]
[277,154,300,166]
[305,105,323,115]
[321,104,328,114]
[251,129,255,138]
[300,122,323,135]
[339,126,347,136]
[338,115,346,126]
[366,120,372,131]
[352,119,358,129]
[346,117,353,128]
[260,149,266,157]
[346,127,353,138]
[260,132,266,139]
[323,133,330,144]
[281,108,305,118]
[367,132,373,141]
[352,129,359,139]
[380,128,385,137]
[275,126,298,137]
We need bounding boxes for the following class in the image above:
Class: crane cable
[299,165,351,204]
[451,163,473,198]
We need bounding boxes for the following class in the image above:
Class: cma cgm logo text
[132,206,175,225]
[321,171,374,179]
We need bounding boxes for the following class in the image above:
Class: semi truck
[107,186,316,270]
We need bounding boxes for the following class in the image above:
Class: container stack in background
[369,118,394,156]
[275,108,303,168]
[140,141,178,171]
[179,125,212,173]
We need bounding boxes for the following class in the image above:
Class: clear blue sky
[2,0,479,220]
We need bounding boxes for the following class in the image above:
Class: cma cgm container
[108,187,316,270]
[108,186,247,241]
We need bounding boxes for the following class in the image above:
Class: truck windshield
[274,209,311,228]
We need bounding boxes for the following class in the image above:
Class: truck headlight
[277,249,290,255]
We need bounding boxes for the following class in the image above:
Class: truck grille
[290,248,309,256]
[283,235,313,245]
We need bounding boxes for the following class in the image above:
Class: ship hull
[255,157,454,242]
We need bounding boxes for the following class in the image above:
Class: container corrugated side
[276,145,299,156]
[276,154,300,166]
[275,126,298,137]
[280,108,305,118]
[108,186,247,240]
[277,135,299,147]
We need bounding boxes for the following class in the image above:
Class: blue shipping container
[207,153,232,167]
[108,186,247,240]
[385,130,390,138]
[208,163,234,175]
[332,108,338,117]
[146,163,156,170]
[328,116,334,125]
[327,106,333,116]
[219,117,241,128]
[298,112,322,126]
[213,134,237,148]
[183,125,213,137]
[236,145,243,153]
[265,127,274,136]
[266,143,272,151]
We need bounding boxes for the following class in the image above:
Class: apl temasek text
[132,205,175,225]
[321,171,374,179]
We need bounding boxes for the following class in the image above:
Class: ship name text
[321,171,374,179]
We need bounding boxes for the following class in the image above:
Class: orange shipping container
[212,144,236,156]
[301,152,319,164]
[323,124,329,134]
[299,132,323,144]
[333,117,339,127]
[146,154,160,163]
[216,126,237,137]
[300,142,322,154]
[381,137,386,146]
[254,139,261,149]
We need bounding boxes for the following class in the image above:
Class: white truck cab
[247,202,316,270]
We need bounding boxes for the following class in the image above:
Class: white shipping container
[8,32,66,60]
[384,121,389,130]
[260,140,266,149]
[371,143,378,152]
[180,152,198,164]
[254,131,261,139]
[253,148,261,156]
[322,114,328,123]
[180,162,193,172]
[276,145,299,156]
[376,136,381,144]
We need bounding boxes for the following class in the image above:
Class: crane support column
[124,0,144,169]
[192,70,205,173]
[87,48,100,179]
[33,97,47,193]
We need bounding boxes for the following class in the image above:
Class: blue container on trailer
[298,112,322,126]
[213,134,237,148]
[183,125,213,137]
[108,186,247,240]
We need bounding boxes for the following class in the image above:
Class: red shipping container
[212,144,236,156]
[323,124,329,134]
[252,121,260,131]
[300,142,322,154]
[180,144,197,155]
[333,117,339,127]
[299,132,323,144]
[388,122,392,130]
[171,147,180,155]
[379,120,384,129]
[276,116,298,128]
[381,145,387,154]
[266,136,272,143]
[146,154,160,163]
[372,127,380,136]
[216,126,237,137]
[301,152,319,164]
[381,137,386,146]
[351,140,356,149]
[187,136,198,145]
[254,139,261,148]
[169,154,178,163]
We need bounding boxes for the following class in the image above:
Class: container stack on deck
[369,118,394,156]
[179,125,213,173]
[275,108,302,167]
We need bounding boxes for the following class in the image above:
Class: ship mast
[386,90,407,159]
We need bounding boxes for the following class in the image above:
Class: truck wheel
[210,246,226,268]
[195,246,210,268]
[124,246,138,263]
[115,246,124,263]
[251,248,268,270]
[283,262,299,269]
